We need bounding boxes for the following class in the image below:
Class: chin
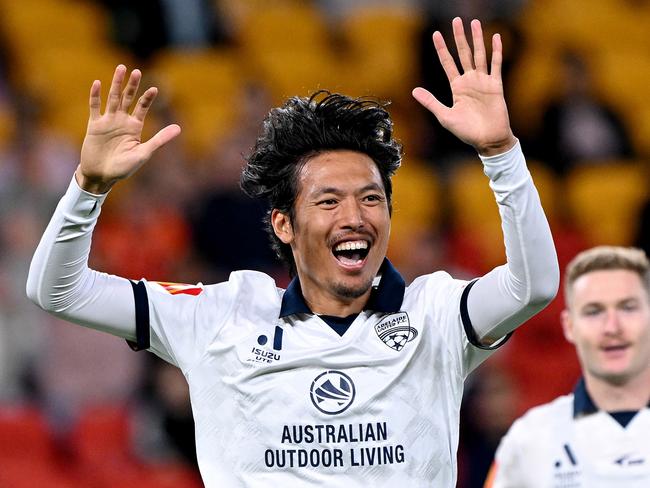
[332,278,374,300]
[596,368,634,386]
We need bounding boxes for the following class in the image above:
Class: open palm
[413,18,515,156]
[78,65,181,193]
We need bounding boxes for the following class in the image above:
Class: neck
[584,369,650,412]
[302,286,371,317]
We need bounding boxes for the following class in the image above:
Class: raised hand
[413,18,515,156]
[77,65,181,193]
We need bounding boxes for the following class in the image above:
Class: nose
[339,199,364,230]
[603,309,622,335]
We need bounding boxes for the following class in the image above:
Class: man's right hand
[77,65,181,194]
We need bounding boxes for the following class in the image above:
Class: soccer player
[486,246,650,487]
[27,18,558,486]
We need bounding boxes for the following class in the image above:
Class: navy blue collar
[279,258,405,318]
[573,377,650,418]
[573,377,598,418]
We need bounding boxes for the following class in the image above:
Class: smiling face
[562,269,650,387]
[272,150,391,315]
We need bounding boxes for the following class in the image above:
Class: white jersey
[490,380,650,488]
[134,261,502,487]
[26,141,560,487]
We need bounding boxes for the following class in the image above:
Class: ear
[561,309,575,344]
[271,209,294,244]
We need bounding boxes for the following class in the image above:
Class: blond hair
[564,246,650,304]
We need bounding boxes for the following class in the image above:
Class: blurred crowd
[1,0,649,486]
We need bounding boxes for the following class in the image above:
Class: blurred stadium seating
[565,162,648,246]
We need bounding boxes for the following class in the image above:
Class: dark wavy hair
[240,91,403,275]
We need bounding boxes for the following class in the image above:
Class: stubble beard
[332,276,374,300]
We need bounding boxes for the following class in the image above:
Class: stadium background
[0,0,648,486]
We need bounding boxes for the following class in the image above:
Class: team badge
[310,371,356,415]
[153,281,203,296]
[374,312,417,351]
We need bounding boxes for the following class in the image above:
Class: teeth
[334,240,368,252]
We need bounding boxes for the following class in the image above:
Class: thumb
[139,123,182,159]
[412,87,449,122]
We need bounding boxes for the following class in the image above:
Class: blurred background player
[486,246,650,487]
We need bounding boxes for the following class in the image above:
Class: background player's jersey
[138,262,500,487]
[490,390,650,488]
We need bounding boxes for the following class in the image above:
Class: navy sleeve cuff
[460,279,513,350]
[126,280,151,351]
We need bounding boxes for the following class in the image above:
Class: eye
[362,194,384,204]
[582,306,602,317]
[317,198,338,207]
[620,301,639,312]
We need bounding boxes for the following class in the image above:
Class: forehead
[296,150,383,195]
[570,269,646,305]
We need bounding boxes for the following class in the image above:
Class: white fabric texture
[492,396,650,488]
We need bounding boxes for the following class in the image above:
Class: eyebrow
[310,183,384,198]
[581,296,640,309]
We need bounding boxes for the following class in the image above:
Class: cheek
[371,207,391,233]
[572,326,598,351]
[293,216,330,253]
[634,322,650,348]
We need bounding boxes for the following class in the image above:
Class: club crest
[374,312,417,351]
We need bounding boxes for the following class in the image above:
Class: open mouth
[332,240,370,266]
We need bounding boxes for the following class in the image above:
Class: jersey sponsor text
[264,421,405,469]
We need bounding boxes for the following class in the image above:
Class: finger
[139,124,182,159]
[452,17,474,73]
[89,80,101,120]
[490,33,503,78]
[132,86,158,121]
[119,69,142,112]
[106,65,127,113]
[432,31,460,82]
[412,87,449,121]
[471,19,487,73]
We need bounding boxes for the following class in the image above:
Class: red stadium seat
[69,405,133,465]
[0,458,79,488]
[0,405,55,462]
[102,463,203,488]
[0,406,77,487]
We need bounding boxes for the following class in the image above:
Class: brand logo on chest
[310,371,356,415]
[246,325,284,364]
[374,312,417,351]
[552,443,581,488]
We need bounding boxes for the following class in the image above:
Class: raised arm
[26,66,180,339]
[413,18,559,344]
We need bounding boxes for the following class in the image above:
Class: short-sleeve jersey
[490,379,650,488]
[134,260,503,487]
